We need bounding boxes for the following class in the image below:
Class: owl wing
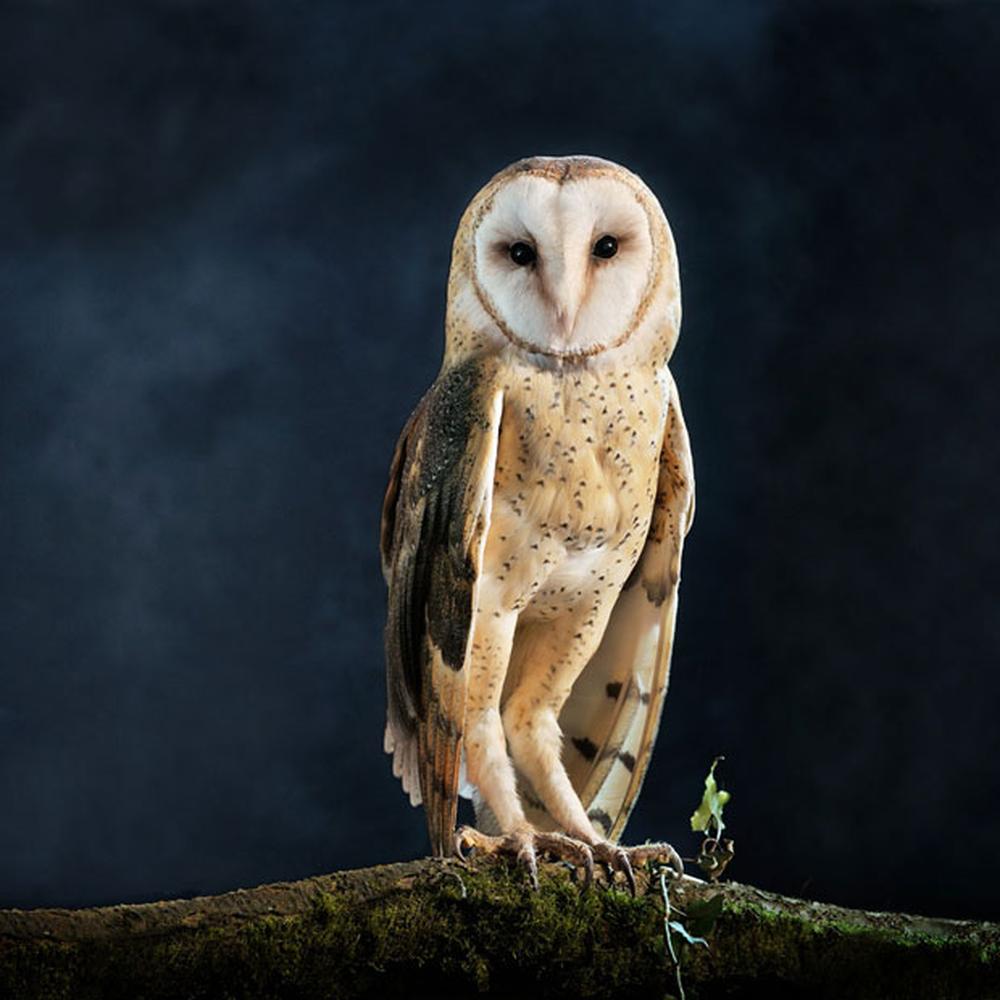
[557,368,695,842]
[381,358,504,857]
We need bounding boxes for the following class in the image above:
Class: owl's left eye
[509,242,537,266]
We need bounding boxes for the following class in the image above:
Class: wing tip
[385,722,423,807]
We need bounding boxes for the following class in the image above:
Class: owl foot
[590,840,684,896]
[454,825,595,891]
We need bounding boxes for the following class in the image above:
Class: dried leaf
[696,837,736,882]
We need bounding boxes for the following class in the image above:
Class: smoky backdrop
[1,1,998,918]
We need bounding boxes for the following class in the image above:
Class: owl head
[445,156,681,366]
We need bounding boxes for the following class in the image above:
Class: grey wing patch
[559,369,695,842]
[382,358,503,855]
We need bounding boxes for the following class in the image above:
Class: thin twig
[659,868,685,1000]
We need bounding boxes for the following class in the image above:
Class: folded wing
[381,359,504,856]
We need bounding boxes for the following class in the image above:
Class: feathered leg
[457,597,602,888]
[501,610,682,892]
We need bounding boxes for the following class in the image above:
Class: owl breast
[481,360,668,617]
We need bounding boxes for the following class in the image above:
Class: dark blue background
[1,1,998,919]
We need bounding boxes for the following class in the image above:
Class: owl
[380,155,694,890]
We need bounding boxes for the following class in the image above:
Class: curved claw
[619,852,637,896]
[587,840,685,895]
[629,841,685,879]
[536,832,595,891]
[593,842,637,895]
[454,825,475,861]
[516,841,540,891]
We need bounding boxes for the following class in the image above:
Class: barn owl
[381,155,694,890]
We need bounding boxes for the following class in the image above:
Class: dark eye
[509,241,537,266]
[593,235,618,259]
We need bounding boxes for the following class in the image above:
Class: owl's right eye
[508,242,537,266]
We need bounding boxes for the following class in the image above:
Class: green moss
[3,864,998,999]
[718,892,984,968]
[722,897,785,923]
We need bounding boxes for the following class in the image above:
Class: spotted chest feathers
[482,360,669,619]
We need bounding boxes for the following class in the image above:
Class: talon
[590,839,684,893]
[454,825,473,860]
[619,851,637,896]
[667,845,684,877]
[537,832,595,891]
[520,846,540,891]
[591,841,624,889]
[630,841,685,878]
[636,844,684,878]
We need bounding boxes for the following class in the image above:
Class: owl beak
[550,262,586,342]
[554,301,580,340]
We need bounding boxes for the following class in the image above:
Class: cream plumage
[381,155,694,888]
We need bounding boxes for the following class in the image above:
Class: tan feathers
[382,156,694,855]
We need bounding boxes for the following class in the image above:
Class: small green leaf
[667,920,708,947]
[690,756,730,836]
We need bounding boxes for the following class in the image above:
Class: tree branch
[1,859,997,999]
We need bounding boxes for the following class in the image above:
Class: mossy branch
[1,859,997,999]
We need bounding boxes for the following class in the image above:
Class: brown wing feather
[380,400,425,581]
[559,369,695,841]
[381,358,503,855]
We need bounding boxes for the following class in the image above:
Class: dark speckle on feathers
[417,360,485,496]
[588,808,613,833]
[641,578,669,607]
[388,358,493,692]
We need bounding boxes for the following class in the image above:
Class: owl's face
[466,161,666,359]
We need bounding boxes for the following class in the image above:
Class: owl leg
[458,603,599,888]
[463,608,526,833]
[501,608,683,893]
[502,606,614,840]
